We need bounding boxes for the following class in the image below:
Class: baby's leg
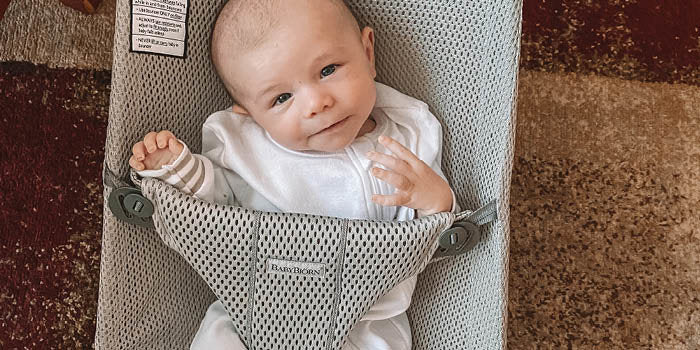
[190,300,247,350]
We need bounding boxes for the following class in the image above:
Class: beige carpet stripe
[0,0,115,70]
[516,69,700,181]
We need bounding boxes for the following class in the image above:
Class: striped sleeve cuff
[135,142,207,195]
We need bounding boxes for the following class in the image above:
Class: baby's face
[220,0,377,152]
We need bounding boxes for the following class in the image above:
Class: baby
[130,0,456,349]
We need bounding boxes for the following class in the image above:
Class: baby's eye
[320,64,337,78]
[275,93,292,106]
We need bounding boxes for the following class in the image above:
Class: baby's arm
[129,131,232,205]
[367,135,458,216]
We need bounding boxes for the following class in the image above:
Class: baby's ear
[232,104,250,115]
[361,26,377,78]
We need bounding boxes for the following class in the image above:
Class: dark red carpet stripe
[0,62,108,349]
[522,0,700,86]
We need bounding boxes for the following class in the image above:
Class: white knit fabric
[138,82,455,219]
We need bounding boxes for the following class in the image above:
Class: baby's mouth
[317,116,349,134]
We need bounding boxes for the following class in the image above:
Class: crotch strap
[140,178,455,350]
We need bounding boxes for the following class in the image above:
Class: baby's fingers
[156,130,176,149]
[143,132,158,153]
[371,193,409,207]
[378,136,419,165]
[366,151,411,174]
[132,141,147,161]
[129,154,145,171]
[167,137,184,155]
[371,167,413,191]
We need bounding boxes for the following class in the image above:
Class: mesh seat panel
[97,0,521,348]
[140,180,454,349]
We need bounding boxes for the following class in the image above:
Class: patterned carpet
[1,0,699,349]
[0,62,108,348]
[509,156,699,348]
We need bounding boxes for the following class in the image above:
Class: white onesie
[138,82,457,350]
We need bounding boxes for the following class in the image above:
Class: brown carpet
[508,70,699,349]
[509,156,699,349]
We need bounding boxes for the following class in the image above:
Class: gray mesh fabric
[140,180,455,349]
[97,0,521,348]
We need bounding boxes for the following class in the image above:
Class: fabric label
[130,0,188,58]
[267,258,326,279]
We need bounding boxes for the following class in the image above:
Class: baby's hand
[367,135,453,216]
[129,130,184,171]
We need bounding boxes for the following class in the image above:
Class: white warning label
[131,0,188,57]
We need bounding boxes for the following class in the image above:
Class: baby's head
[211,0,377,152]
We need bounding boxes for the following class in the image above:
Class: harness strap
[467,199,498,226]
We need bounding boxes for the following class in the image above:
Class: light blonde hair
[210,0,360,102]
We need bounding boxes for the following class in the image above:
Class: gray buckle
[107,186,154,228]
[433,199,498,259]
[433,221,480,258]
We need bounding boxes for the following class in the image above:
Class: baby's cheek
[276,121,308,149]
[360,80,377,113]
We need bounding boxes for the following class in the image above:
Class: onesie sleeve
[135,141,237,205]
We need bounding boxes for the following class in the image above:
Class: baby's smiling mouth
[316,116,350,134]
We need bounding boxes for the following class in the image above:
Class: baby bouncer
[96,0,522,348]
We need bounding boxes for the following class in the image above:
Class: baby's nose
[305,89,334,118]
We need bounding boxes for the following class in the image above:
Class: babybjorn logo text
[266,258,326,278]
[269,264,321,275]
